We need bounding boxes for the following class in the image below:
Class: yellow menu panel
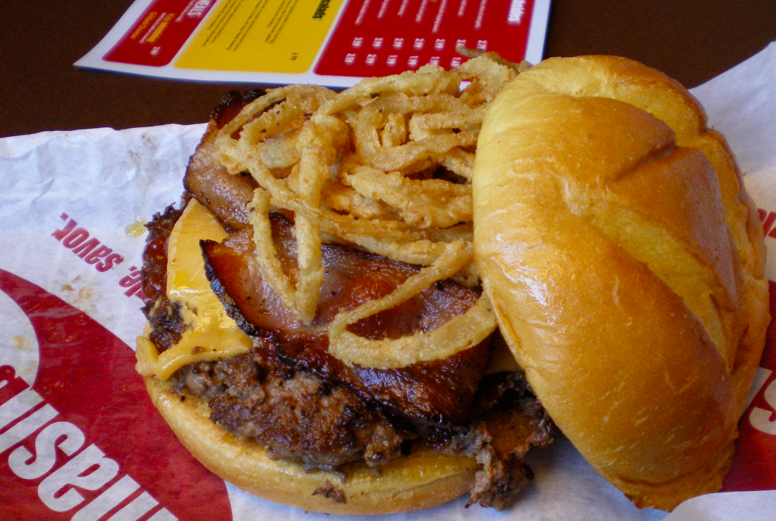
[175,0,342,74]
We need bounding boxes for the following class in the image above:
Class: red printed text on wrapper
[0,270,232,520]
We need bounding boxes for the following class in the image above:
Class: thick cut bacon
[202,214,490,427]
[183,127,256,232]
[183,90,264,232]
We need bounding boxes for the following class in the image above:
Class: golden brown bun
[140,345,478,515]
[472,55,769,511]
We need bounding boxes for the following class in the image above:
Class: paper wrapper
[2,43,776,520]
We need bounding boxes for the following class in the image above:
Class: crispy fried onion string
[350,94,481,173]
[318,64,462,117]
[343,165,472,228]
[249,188,297,312]
[291,114,350,322]
[212,54,522,365]
[328,241,497,368]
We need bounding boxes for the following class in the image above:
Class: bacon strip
[202,214,490,427]
[183,90,264,232]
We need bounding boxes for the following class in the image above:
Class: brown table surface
[1,0,775,138]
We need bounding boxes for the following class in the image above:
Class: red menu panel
[105,0,216,67]
[314,0,536,77]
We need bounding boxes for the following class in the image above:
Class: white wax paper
[1,42,775,520]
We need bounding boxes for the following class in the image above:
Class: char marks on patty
[180,348,407,470]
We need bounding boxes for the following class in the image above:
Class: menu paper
[75,0,551,87]
[4,42,776,520]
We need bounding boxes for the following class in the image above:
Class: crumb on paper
[57,275,101,320]
[312,481,346,504]
[75,285,94,308]
[12,335,30,351]
[125,217,148,237]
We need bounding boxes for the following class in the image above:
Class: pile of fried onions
[213,53,527,369]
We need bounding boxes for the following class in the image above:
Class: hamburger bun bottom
[140,330,480,515]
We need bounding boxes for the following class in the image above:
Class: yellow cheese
[146,199,253,380]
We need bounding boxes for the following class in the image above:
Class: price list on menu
[76,0,550,87]
[315,0,539,77]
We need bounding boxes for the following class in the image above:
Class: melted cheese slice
[137,199,253,380]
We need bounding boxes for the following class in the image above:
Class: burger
[135,54,769,514]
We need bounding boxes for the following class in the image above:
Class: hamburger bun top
[472,55,769,510]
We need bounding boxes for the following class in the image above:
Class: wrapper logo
[758,208,776,239]
[0,369,176,519]
[723,280,776,492]
[0,269,232,520]
[749,368,776,434]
